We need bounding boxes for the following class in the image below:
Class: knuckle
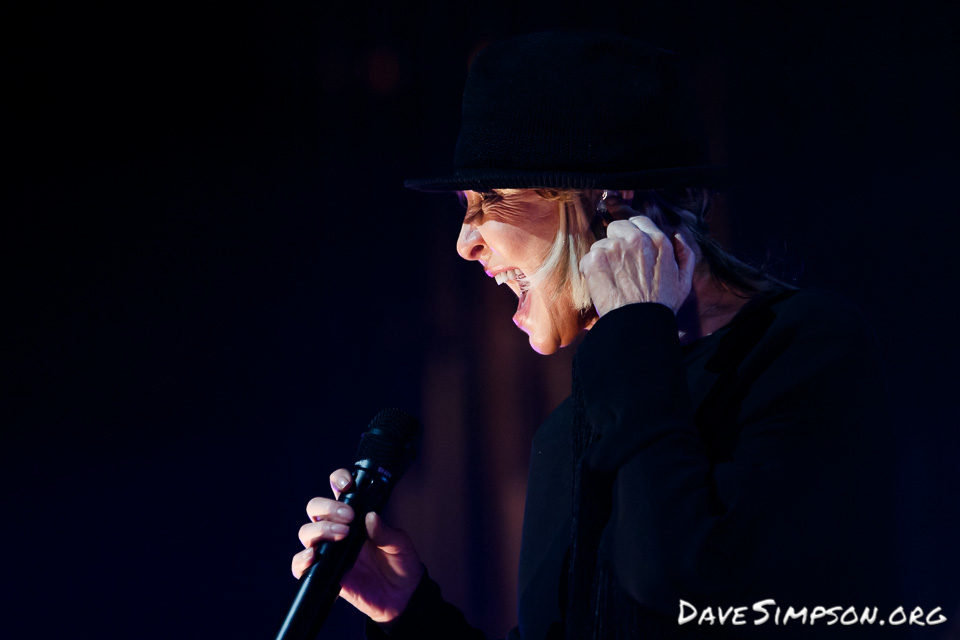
[607,220,633,234]
[321,520,344,535]
[630,216,665,239]
[291,550,311,578]
[306,497,327,515]
[648,229,667,244]
[298,522,323,546]
[298,522,313,540]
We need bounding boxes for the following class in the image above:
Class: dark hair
[631,187,794,297]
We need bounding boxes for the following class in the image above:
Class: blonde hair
[513,188,597,314]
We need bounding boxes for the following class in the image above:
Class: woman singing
[290,31,899,639]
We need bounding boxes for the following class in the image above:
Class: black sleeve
[363,569,522,640]
[574,300,898,622]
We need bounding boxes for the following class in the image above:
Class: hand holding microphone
[291,468,424,624]
[276,408,424,639]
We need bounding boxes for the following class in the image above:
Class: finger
[586,236,615,253]
[579,248,620,316]
[673,232,696,293]
[579,244,615,282]
[298,519,351,548]
[604,218,645,243]
[578,244,602,274]
[306,497,355,524]
[605,221,656,282]
[365,512,410,555]
[291,546,315,579]
[628,216,669,248]
[630,216,677,285]
[329,469,353,499]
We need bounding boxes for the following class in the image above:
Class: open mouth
[494,268,530,294]
[493,268,532,329]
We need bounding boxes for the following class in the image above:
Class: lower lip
[512,289,530,329]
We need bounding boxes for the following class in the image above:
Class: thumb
[365,512,409,555]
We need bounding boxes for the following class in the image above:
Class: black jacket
[366,288,902,639]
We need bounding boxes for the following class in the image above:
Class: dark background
[3,2,958,638]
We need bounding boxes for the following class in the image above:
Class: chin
[529,340,558,355]
[522,296,586,355]
[525,317,585,355]
[529,339,559,355]
[527,330,563,355]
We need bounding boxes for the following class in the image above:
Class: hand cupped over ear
[579,214,695,317]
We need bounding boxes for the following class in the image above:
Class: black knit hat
[404,30,724,192]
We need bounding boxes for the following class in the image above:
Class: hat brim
[403,165,727,193]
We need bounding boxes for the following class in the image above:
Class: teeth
[495,269,517,285]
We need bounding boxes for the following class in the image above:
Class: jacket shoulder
[764,286,875,343]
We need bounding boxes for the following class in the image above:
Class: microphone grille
[355,408,421,477]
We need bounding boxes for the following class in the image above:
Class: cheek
[533,285,583,342]
[480,220,555,265]
[527,290,564,343]
[479,221,523,256]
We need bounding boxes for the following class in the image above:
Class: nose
[456,223,486,261]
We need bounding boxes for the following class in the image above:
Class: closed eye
[464,206,483,224]
[464,191,502,223]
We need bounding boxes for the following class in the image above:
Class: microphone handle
[275,466,393,640]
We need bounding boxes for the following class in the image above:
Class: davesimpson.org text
[678,599,947,628]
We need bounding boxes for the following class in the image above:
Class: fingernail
[336,506,352,518]
[304,546,313,557]
[335,476,350,489]
[331,523,349,534]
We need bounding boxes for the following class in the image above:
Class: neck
[676,268,752,345]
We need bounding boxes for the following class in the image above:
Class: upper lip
[484,266,518,278]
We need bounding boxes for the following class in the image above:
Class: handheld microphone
[275,408,421,640]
